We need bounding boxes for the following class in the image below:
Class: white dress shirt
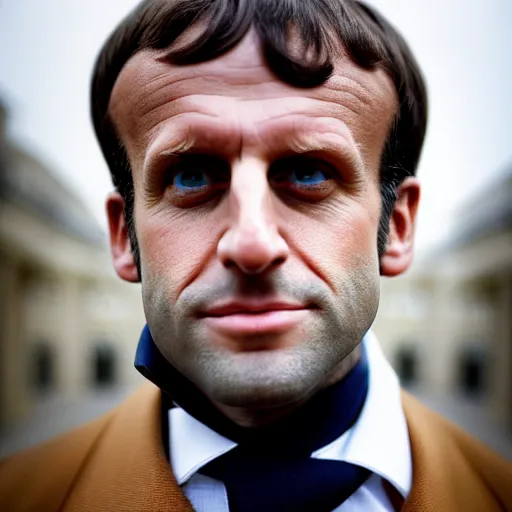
[168,331,412,511]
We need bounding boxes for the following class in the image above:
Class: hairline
[106,35,400,179]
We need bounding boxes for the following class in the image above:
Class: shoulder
[402,391,512,510]
[0,409,115,511]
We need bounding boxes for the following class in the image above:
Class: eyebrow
[143,115,365,179]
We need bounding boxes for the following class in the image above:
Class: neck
[212,344,363,428]
[137,325,368,445]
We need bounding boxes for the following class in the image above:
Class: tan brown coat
[1,383,511,511]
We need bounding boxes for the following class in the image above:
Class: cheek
[286,193,381,290]
[135,207,219,301]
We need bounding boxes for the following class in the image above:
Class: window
[395,345,419,387]
[92,344,117,388]
[31,342,55,392]
[457,344,487,397]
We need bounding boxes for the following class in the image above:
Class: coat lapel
[62,383,512,511]
[401,390,512,512]
[63,383,193,512]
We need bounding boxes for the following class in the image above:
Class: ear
[106,191,140,283]
[380,177,421,277]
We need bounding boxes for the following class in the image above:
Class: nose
[217,158,289,275]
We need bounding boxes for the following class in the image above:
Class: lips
[199,301,313,336]
[201,301,307,317]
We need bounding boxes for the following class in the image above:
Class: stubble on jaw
[141,260,379,427]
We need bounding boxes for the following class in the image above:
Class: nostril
[220,254,286,274]
[272,256,286,267]
[223,259,236,269]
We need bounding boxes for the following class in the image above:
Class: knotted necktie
[199,350,369,512]
[135,324,370,512]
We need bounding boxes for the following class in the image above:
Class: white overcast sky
[0,0,511,250]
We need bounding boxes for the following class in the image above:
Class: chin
[194,348,324,410]
[214,382,307,410]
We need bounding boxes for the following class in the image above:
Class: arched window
[31,342,55,392]
[395,345,418,387]
[457,344,487,397]
[92,344,117,387]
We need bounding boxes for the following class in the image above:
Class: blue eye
[290,168,328,185]
[173,169,210,189]
[270,157,336,201]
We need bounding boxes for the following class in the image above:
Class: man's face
[109,32,400,411]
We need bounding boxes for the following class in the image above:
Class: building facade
[373,168,512,430]
[0,103,145,427]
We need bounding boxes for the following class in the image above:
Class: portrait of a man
[1,1,511,511]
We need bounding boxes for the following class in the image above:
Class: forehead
[110,31,397,168]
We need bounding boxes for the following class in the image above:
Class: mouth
[198,302,316,336]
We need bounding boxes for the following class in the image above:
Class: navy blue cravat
[135,325,370,512]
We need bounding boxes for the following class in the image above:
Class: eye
[164,155,229,207]
[289,167,328,186]
[173,169,210,190]
[271,157,334,186]
[270,157,337,201]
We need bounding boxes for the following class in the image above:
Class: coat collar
[401,391,512,512]
[63,383,193,512]
[63,383,512,512]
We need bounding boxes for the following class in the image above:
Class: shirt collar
[312,330,412,498]
[168,331,412,498]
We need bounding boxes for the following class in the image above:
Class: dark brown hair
[91,0,428,268]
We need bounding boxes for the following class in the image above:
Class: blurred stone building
[374,166,512,430]
[0,102,145,427]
